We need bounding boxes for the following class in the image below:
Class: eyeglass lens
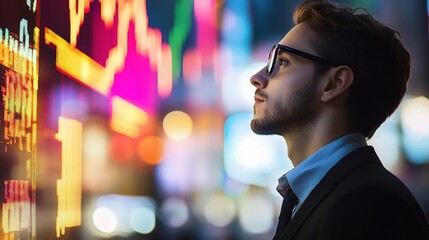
[267,45,277,75]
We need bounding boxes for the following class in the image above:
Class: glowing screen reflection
[0,1,38,239]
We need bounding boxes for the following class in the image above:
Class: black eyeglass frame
[267,44,340,75]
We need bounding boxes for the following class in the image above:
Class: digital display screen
[0,1,38,239]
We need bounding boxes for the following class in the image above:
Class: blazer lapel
[279,146,382,239]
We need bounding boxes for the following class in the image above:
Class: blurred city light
[90,195,156,236]
[238,193,275,234]
[109,135,135,163]
[163,111,193,140]
[156,137,199,194]
[222,61,265,113]
[55,117,83,237]
[138,135,165,165]
[83,119,109,164]
[159,197,190,228]
[129,207,156,234]
[203,193,236,227]
[224,112,292,187]
[367,111,401,172]
[110,96,149,138]
[93,207,118,234]
[401,96,429,164]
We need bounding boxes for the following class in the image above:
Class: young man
[250,0,429,239]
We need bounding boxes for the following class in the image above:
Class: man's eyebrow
[277,49,299,60]
[277,49,292,57]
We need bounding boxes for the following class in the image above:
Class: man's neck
[284,119,352,167]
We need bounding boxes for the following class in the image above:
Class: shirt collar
[277,133,367,202]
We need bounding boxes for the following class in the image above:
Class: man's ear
[320,66,354,102]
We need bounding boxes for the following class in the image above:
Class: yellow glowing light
[110,96,148,138]
[0,27,38,152]
[2,70,34,151]
[0,28,38,77]
[163,111,193,140]
[100,0,116,27]
[44,28,111,95]
[55,117,83,238]
[69,0,91,46]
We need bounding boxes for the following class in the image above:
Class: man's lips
[254,95,265,103]
[254,89,267,103]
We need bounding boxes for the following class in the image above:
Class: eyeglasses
[267,44,339,75]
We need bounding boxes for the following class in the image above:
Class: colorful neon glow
[194,0,218,68]
[0,17,39,240]
[110,96,149,138]
[68,0,173,98]
[2,70,34,151]
[55,117,83,238]
[2,181,31,236]
[180,0,219,85]
[44,28,110,95]
[168,0,193,80]
[0,26,38,85]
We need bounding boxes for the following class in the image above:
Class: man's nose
[250,67,268,89]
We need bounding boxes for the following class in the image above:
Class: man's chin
[250,118,273,135]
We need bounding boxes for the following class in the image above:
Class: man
[250,0,429,239]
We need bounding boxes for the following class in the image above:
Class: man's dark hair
[294,0,410,138]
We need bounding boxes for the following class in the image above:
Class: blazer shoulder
[312,146,429,239]
[278,146,429,240]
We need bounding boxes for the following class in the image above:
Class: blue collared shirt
[277,133,367,213]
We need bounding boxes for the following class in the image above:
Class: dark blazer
[277,146,429,240]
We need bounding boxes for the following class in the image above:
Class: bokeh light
[163,111,193,140]
[83,119,108,164]
[155,138,196,194]
[222,62,265,113]
[401,96,429,164]
[93,207,118,234]
[138,135,165,165]
[238,194,274,234]
[203,193,236,227]
[401,96,429,135]
[224,112,292,187]
[368,112,401,172]
[159,198,190,228]
[89,195,157,237]
[129,207,156,234]
[109,135,134,163]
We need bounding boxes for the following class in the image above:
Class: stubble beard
[251,82,318,136]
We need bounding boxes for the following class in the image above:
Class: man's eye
[279,59,290,66]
